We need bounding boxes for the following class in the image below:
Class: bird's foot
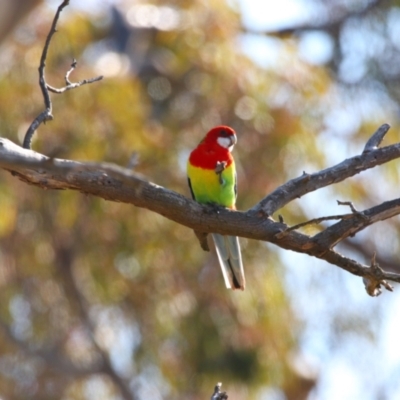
[215,161,227,185]
[215,161,227,175]
[204,202,226,214]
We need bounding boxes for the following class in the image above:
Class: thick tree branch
[1,131,400,294]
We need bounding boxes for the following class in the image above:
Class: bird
[187,125,245,290]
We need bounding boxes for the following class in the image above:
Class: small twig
[363,253,394,296]
[47,77,103,94]
[210,383,228,400]
[275,213,352,239]
[337,200,368,220]
[363,123,390,153]
[337,200,358,213]
[65,58,77,84]
[23,1,102,149]
[313,197,400,250]
[47,59,103,94]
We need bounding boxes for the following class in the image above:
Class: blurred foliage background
[0,0,400,399]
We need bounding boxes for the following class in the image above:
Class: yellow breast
[187,162,236,208]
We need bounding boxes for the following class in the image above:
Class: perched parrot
[187,125,245,290]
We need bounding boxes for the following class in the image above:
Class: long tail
[211,233,245,290]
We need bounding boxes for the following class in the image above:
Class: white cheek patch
[217,137,234,149]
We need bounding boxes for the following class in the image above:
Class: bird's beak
[230,134,237,146]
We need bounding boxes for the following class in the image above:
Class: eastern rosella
[187,126,245,290]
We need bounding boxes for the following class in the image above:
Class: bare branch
[23,1,102,149]
[251,124,400,216]
[313,198,400,249]
[337,200,358,214]
[23,0,69,149]
[343,239,400,274]
[317,248,400,286]
[275,213,352,239]
[276,197,377,239]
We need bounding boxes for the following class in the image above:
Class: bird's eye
[219,129,229,137]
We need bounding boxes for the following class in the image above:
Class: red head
[203,126,237,150]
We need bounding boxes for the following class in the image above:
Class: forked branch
[23,0,102,149]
